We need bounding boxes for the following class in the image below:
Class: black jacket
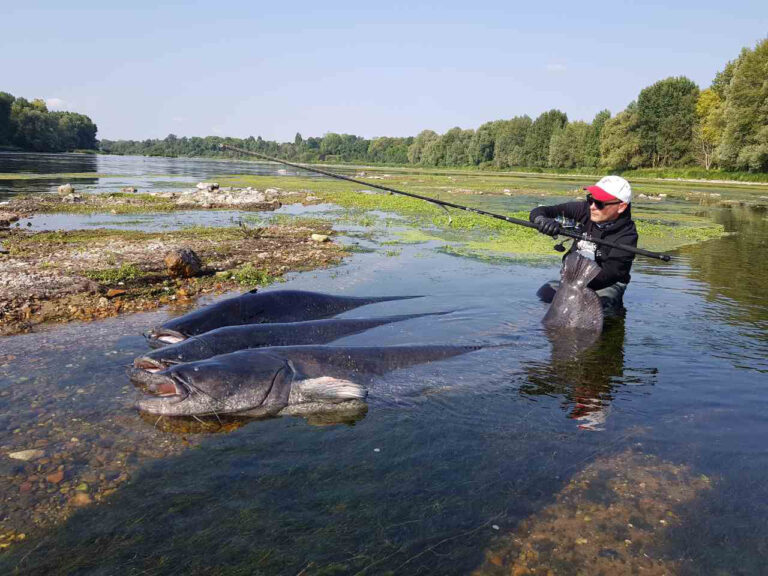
[529,201,638,290]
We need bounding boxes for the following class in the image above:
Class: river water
[0,153,767,574]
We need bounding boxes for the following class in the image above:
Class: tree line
[0,93,98,153]
[99,37,766,174]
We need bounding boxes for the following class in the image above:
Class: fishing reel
[552,216,579,253]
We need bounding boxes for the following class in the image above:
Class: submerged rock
[9,449,45,462]
[164,248,203,278]
[0,211,20,228]
[474,450,711,576]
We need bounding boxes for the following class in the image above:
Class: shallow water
[1,156,767,574]
[0,152,320,201]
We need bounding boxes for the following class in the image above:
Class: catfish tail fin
[560,253,601,288]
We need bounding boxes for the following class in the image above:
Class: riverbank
[0,222,343,336]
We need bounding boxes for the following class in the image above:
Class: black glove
[534,216,561,237]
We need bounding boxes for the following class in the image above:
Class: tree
[717,37,768,171]
[548,121,593,168]
[600,103,643,170]
[0,92,14,146]
[493,116,531,167]
[407,130,439,164]
[442,127,473,166]
[468,121,498,165]
[320,133,343,158]
[695,89,725,169]
[523,109,567,167]
[585,109,610,168]
[637,76,700,167]
[421,133,446,166]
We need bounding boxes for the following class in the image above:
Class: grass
[230,263,276,286]
[84,264,145,283]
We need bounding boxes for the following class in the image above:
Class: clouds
[45,98,69,110]
[545,63,567,73]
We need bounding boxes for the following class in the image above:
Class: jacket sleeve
[588,230,638,290]
[529,201,588,223]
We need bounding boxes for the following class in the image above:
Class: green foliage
[468,121,498,164]
[717,38,768,172]
[637,76,700,167]
[493,116,532,167]
[548,121,593,169]
[0,91,13,146]
[407,130,439,164]
[85,264,144,283]
[231,263,275,286]
[600,103,643,170]
[523,109,568,167]
[695,89,725,170]
[0,92,98,152]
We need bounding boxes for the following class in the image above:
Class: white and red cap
[584,175,632,204]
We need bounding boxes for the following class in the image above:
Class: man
[529,175,638,314]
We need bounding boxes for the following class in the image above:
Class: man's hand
[534,216,561,237]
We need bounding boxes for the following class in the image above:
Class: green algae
[84,264,145,283]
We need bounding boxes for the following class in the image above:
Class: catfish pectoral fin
[289,377,367,405]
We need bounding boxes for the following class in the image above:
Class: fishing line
[221,144,672,262]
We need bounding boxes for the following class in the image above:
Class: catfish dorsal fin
[560,253,601,288]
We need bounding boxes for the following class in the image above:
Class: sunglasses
[586,194,622,210]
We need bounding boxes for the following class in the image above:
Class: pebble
[46,470,64,484]
[70,492,92,507]
[9,449,45,461]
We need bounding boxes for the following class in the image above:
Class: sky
[2,1,766,142]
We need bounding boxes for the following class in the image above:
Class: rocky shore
[0,221,345,336]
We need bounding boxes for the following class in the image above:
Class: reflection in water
[138,401,369,435]
[520,319,652,431]
[0,152,98,175]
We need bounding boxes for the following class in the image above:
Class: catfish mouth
[133,355,183,373]
[145,329,188,349]
[133,370,192,413]
[129,367,189,398]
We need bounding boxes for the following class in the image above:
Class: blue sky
[2,1,766,141]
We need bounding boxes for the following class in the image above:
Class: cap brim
[584,185,619,202]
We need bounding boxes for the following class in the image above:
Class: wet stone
[9,449,45,461]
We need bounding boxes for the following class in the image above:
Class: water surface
[0,155,766,575]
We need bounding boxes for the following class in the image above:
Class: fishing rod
[221,144,672,262]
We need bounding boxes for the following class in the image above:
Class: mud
[0,223,345,335]
[474,449,711,576]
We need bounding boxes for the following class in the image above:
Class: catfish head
[131,351,292,417]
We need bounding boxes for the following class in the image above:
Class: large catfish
[135,312,448,372]
[146,290,422,348]
[542,253,604,333]
[131,344,485,418]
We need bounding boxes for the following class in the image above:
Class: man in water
[529,175,638,314]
